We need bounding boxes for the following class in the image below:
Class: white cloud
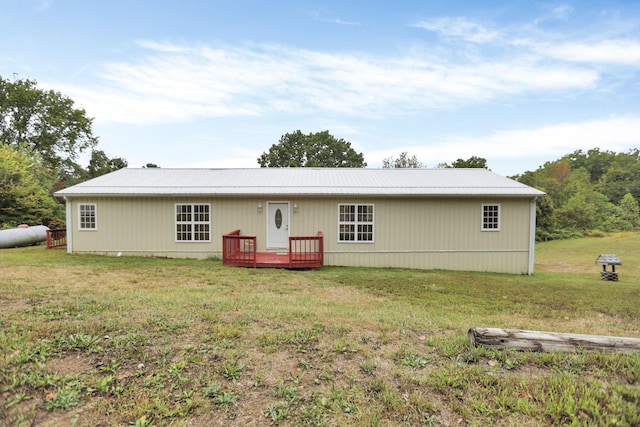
[367,116,640,168]
[551,5,574,20]
[539,40,640,65]
[413,17,500,44]
[57,40,598,125]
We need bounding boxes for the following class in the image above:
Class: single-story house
[54,167,545,274]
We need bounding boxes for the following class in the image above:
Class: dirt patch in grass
[535,260,588,273]
[47,354,94,377]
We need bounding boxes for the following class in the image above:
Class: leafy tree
[597,151,640,204]
[439,156,489,169]
[0,76,98,172]
[562,148,615,183]
[0,144,60,228]
[515,148,640,240]
[257,130,366,167]
[382,152,424,168]
[87,150,128,178]
[553,190,611,232]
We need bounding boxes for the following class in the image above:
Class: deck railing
[289,231,324,268]
[222,229,257,267]
[46,228,67,249]
[222,230,323,268]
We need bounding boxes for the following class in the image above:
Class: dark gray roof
[55,167,546,198]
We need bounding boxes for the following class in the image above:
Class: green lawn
[1,234,639,426]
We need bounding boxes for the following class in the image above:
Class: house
[54,167,545,274]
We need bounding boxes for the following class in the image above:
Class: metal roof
[54,168,546,198]
[595,254,622,265]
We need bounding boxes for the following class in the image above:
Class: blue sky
[2,0,640,176]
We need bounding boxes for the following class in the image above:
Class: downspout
[528,197,537,275]
[65,198,73,254]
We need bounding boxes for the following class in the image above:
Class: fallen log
[468,327,640,354]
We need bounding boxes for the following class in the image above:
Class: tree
[257,130,366,168]
[618,193,640,224]
[382,152,424,168]
[562,148,615,183]
[439,156,489,169]
[0,76,98,172]
[87,150,128,178]
[0,144,60,228]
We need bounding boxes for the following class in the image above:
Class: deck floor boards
[224,251,322,269]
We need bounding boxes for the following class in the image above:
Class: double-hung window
[78,204,97,230]
[481,204,500,231]
[175,204,211,242]
[338,204,374,242]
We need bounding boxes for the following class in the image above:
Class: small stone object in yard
[595,254,622,281]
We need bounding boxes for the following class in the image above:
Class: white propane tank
[0,225,50,249]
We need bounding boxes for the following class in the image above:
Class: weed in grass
[167,360,187,377]
[61,333,103,353]
[130,415,156,427]
[88,375,116,394]
[219,359,245,382]
[253,372,266,389]
[10,341,52,365]
[3,392,32,408]
[44,387,81,411]
[105,332,149,360]
[19,366,61,388]
[257,326,323,352]
[329,385,359,414]
[290,371,305,385]
[98,359,121,374]
[177,389,194,402]
[203,381,239,406]
[397,348,428,370]
[333,341,349,354]
[299,402,330,426]
[210,323,243,341]
[299,358,313,370]
[264,400,292,425]
[274,380,299,400]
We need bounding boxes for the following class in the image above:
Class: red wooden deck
[46,228,67,249]
[222,230,323,269]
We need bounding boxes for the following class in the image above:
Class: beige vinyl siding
[286,197,532,274]
[69,197,267,258]
[68,195,534,273]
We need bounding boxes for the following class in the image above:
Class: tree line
[1,76,638,241]
[513,148,640,240]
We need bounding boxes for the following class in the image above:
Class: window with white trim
[175,204,211,242]
[482,203,500,231]
[78,203,97,230]
[338,204,374,242]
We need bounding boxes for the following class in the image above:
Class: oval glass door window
[275,209,283,229]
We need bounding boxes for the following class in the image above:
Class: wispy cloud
[413,17,500,43]
[60,39,597,125]
[551,5,574,20]
[539,40,640,65]
[333,18,360,26]
[368,116,640,169]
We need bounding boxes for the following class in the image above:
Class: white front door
[267,202,289,249]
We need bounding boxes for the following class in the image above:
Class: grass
[0,233,639,426]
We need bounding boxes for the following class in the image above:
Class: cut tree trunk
[468,327,640,354]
